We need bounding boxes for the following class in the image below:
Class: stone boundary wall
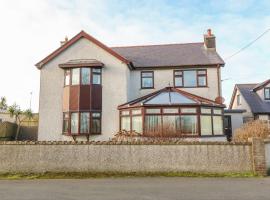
[0,140,257,174]
[265,139,270,173]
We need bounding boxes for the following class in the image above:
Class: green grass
[0,171,258,180]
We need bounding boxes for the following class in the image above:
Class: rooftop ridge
[110,42,204,49]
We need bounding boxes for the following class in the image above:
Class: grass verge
[0,171,258,180]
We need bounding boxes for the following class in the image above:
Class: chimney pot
[204,29,216,50]
[60,36,69,46]
[207,29,212,36]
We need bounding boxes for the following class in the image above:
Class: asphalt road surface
[0,177,270,200]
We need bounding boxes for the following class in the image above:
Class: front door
[223,116,232,141]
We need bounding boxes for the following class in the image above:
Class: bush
[233,120,270,142]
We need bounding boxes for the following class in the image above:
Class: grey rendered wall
[0,143,252,173]
[224,113,244,136]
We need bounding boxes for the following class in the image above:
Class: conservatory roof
[118,87,225,109]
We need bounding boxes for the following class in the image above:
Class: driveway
[0,177,270,200]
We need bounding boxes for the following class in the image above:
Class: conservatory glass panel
[213,116,223,135]
[121,116,130,131]
[162,115,180,136]
[180,115,197,135]
[200,115,212,135]
[132,116,142,133]
[145,115,162,135]
[145,92,196,105]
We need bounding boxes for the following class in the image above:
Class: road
[0,177,270,200]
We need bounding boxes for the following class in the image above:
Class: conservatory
[118,87,225,137]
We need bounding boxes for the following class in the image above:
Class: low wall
[0,141,253,174]
[265,140,270,171]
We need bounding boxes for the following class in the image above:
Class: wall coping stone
[0,141,251,145]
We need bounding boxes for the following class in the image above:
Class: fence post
[250,138,267,176]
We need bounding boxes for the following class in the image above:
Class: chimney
[204,29,216,50]
[60,36,68,46]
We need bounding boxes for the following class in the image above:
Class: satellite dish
[215,96,225,104]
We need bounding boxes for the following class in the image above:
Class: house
[229,79,270,122]
[36,29,226,141]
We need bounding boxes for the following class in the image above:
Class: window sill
[174,86,208,88]
[140,87,155,90]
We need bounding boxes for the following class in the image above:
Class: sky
[0,0,269,112]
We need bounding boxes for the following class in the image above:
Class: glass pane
[174,71,182,76]
[92,68,101,73]
[92,112,101,118]
[81,68,90,85]
[181,108,196,113]
[121,110,130,116]
[142,72,153,77]
[63,120,69,133]
[213,116,223,135]
[146,108,161,114]
[132,109,141,115]
[145,92,195,104]
[71,113,79,134]
[213,109,222,115]
[64,113,69,119]
[201,108,211,114]
[65,70,70,86]
[197,70,206,75]
[183,71,196,87]
[163,115,180,136]
[142,77,153,88]
[180,115,197,135]
[80,112,90,133]
[163,108,179,114]
[145,115,162,136]
[91,119,101,134]
[132,116,142,133]
[175,77,183,87]
[121,116,130,131]
[93,74,101,84]
[265,88,270,99]
[198,76,206,86]
[200,115,212,135]
[71,68,80,85]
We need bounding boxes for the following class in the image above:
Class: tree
[8,103,33,140]
[0,96,7,110]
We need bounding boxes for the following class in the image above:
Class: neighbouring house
[229,79,270,122]
[36,29,226,141]
[0,110,15,123]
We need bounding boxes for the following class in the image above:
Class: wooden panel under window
[62,87,70,112]
[91,85,102,110]
[69,86,79,110]
[80,85,91,110]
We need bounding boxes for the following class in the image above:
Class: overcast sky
[0,0,269,112]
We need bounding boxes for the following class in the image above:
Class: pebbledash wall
[0,138,267,175]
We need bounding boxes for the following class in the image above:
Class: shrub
[233,120,270,142]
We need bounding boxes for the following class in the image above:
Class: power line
[225,28,270,61]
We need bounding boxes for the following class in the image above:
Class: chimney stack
[60,36,68,46]
[204,29,216,50]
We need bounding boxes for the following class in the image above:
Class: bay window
[71,113,79,134]
[64,70,70,86]
[92,68,101,84]
[81,68,91,85]
[80,112,90,133]
[174,69,207,87]
[71,68,80,85]
[63,113,69,133]
[91,113,101,134]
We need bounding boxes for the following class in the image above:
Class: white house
[36,29,226,141]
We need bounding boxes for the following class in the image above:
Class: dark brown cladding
[91,85,102,110]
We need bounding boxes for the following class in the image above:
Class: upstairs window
[237,94,241,105]
[65,68,102,86]
[141,71,154,89]
[174,69,207,87]
[264,88,270,100]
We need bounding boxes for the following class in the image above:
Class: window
[197,70,207,87]
[174,70,207,87]
[237,94,241,105]
[163,115,180,135]
[163,108,179,114]
[63,113,69,133]
[80,112,90,133]
[180,115,197,135]
[132,109,141,115]
[145,115,162,135]
[71,68,80,85]
[213,116,223,135]
[264,88,270,100]
[201,108,211,114]
[132,116,142,133]
[141,71,154,89]
[181,108,196,113]
[81,68,90,85]
[91,112,101,134]
[64,70,70,86]
[121,116,130,131]
[92,68,101,84]
[200,115,212,136]
[146,108,161,114]
[71,113,79,134]
[174,71,183,87]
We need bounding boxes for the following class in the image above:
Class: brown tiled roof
[111,43,225,68]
